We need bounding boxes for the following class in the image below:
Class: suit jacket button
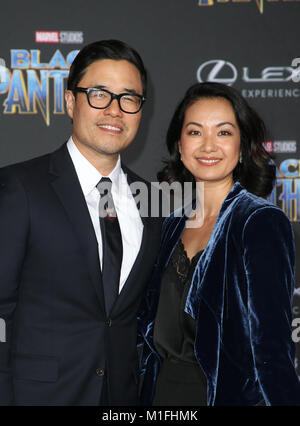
[96,368,105,376]
[106,319,112,327]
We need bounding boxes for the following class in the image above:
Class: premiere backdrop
[1,0,300,377]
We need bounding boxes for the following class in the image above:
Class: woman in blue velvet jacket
[139,82,300,406]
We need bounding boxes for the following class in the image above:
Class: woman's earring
[239,152,243,163]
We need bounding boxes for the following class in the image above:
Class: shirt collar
[66,137,122,196]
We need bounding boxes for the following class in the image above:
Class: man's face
[65,59,143,169]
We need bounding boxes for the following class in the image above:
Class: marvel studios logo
[35,31,84,44]
[263,141,297,154]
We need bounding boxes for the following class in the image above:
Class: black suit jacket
[0,144,163,405]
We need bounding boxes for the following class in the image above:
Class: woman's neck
[196,177,234,219]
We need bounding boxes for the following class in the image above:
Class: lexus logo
[197,59,298,85]
[197,60,237,86]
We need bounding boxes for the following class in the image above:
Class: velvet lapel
[159,213,187,273]
[184,182,244,404]
[48,144,105,313]
[186,182,244,321]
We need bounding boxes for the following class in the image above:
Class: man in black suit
[0,40,162,405]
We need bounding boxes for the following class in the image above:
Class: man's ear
[64,90,75,119]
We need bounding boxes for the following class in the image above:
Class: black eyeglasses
[74,87,146,114]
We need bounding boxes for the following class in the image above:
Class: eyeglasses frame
[74,86,146,114]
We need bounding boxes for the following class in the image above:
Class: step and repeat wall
[1,0,300,379]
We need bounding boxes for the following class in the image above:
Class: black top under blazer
[0,143,163,405]
[138,182,300,406]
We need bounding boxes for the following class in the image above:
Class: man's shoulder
[121,163,162,196]
[121,163,149,185]
[121,164,165,222]
[0,144,66,182]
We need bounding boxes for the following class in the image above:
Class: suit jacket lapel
[48,144,106,313]
[112,166,157,309]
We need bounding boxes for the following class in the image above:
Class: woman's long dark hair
[158,82,275,197]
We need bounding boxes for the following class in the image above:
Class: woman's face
[178,97,241,185]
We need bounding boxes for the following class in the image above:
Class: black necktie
[96,177,123,314]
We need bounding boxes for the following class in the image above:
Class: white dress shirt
[67,137,144,293]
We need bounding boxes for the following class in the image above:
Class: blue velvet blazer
[138,182,300,406]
